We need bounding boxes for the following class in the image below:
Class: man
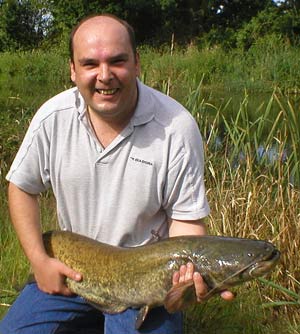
[0,14,233,334]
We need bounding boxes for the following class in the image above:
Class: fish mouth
[248,249,280,277]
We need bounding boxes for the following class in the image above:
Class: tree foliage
[0,0,299,52]
[0,0,50,51]
[236,5,300,50]
[207,0,273,30]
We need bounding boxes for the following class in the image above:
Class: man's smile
[95,88,119,95]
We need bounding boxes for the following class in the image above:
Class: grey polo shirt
[6,80,210,247]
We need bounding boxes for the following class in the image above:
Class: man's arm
[169,218,234,302]
[169,218,207,237]
[8,182,81,295]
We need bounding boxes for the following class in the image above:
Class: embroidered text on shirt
[130,157,153,166]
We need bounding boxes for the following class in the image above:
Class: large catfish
[42,231,280,329]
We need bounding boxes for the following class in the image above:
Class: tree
[0,0,50,51]
[207,0,274,30]
[1,0,298,51]
[47,0,212,46]
[48,0,123,42]
[280,0,300,11]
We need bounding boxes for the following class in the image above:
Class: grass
[0,187,27,312]
[0,43,300,332]
[140,36,300,96]
[184,286,291,334]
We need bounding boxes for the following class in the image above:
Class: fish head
[190,236,280,291]
[246,246,280,278]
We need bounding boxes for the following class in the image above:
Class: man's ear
[70,60,76,83]
[135,52,141,77]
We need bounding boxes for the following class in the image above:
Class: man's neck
[87,106,134,148]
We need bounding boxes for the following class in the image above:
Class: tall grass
[0,50,70,99]
[182,85,300,332]
[140,36,300,96]
[0,42,300,332]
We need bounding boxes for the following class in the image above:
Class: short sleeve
[162,119,210,220]
[6,113,51,194]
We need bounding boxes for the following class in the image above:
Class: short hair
[69,14,137,62]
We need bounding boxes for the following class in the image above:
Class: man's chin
[89,105,120,118]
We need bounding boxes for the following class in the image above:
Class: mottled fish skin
[43,231,280,328]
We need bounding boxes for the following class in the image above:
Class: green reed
[188,88,300,332]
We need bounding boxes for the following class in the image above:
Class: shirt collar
[131,79,155,126]
[74,88,86,119]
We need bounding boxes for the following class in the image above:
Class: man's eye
[84,63,96,67]
[112,58,126,65]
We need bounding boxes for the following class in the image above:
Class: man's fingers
[193,272,208,301]
[172,271,180,285]
[33,257,82,296]
[220,290,235,301]
[57,263,82,296]
[172,262,235,304]
[173,263,197,285]
[68,270,82,282]
[59,262,82,282]
[178,263,194,283]
[60,285,75,296]
[185,262,194,280]
[179,264,187,282]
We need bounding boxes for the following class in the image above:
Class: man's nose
[97,64,113,83]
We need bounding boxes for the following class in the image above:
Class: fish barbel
[43,231,280,329]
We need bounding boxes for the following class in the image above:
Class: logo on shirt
[130,156,153,166]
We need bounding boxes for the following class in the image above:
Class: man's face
[70,17,140,122]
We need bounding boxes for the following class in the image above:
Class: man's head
[70,14,140,122]
[69,14,137,63]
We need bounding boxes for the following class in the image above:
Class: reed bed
[194,87,300,286]
[159,85,299,333]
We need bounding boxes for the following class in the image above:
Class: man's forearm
[8,182,47,265]
[8,182,82,294]
[168,218,207,237]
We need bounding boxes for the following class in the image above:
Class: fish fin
[86,300,105,312]
[164,280,197,313]
[87,299,127,314]
[135,305,150,330]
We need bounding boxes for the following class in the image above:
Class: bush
[236,6,300,50]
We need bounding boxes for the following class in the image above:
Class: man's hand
[169,219,235,302]
[172,262,235,302]
[32,255,82,296]
[7,183,82,296]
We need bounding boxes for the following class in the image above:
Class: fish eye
[247,253,255,257]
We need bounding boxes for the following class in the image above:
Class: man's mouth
[96,88,118,95]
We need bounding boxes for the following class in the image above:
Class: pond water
[201,87,300,121]
[193,87,300,185]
